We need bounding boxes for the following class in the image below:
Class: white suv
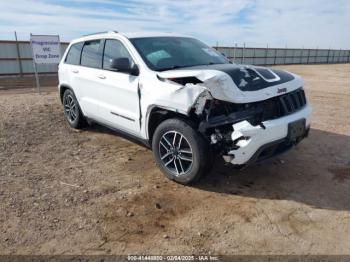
[58,31,312,184]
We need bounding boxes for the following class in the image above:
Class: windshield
[129,37,230,71]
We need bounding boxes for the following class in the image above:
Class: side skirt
[85,117,151,149]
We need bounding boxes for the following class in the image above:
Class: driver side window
[103,39,134,70]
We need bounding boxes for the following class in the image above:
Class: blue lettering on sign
[36,54,48,59]
[31,36,60,63]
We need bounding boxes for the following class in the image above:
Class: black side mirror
[110,57,139,76]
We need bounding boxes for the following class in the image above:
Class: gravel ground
[0,64,350,255]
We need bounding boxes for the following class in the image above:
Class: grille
[279,88,306,115]
[252,87,307,124]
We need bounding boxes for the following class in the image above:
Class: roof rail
[83,30,118,37]
[83,31,108,36]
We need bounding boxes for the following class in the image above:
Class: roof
[70,31,193,44]
[121,31,192,39]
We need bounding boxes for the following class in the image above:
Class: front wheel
[152,118,211,184]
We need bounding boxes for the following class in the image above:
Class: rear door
[75,39,104,118]
[96,39,140,136]
[60,41,83,101]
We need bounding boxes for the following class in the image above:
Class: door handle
[72,69,79,73]
[98,75,106,79]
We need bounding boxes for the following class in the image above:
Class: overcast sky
[1,0,349,48]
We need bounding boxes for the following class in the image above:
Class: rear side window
[81,40,103,68]
[103,39,133,70]
[65,42,83,65]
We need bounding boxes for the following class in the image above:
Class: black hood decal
[177,64,295,91]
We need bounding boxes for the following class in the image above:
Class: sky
[0,0,350,49]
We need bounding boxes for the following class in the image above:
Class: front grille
[279,88,307,115]
[251,87,307,125]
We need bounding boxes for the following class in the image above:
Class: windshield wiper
[159,65,183,71]
[198,62,229,66]
[208,61,232,65]
[159,64,205,71]
[158,62,229,71]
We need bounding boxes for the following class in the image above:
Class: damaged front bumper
[224,104,312,165]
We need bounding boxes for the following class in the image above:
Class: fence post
[300,46,303,64]
[252,47,256,65]
[315,47,318,64]
[307,49,310,64]
[265,44,268,65]
[348,50,350,63]
[274,48,277,65]
[30,33,41,94]
[284,45,287,64]
[327,48,330,64]
[233,43,236,61]
[242,42,245,64]
[14,31,23,77]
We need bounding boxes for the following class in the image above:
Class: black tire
[62,89,86,129]
[152,118,210,184]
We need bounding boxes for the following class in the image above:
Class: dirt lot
[0,64,350,255]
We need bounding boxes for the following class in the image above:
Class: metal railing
[214,45,350,65]
[0,40,349,76]
[0,40,69,76]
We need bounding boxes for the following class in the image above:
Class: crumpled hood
[157,64,304,103]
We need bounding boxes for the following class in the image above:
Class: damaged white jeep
[58,31,312,184]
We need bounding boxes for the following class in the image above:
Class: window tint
[103,39,133,70]
[65,42,83,65]
[81,40,102,68]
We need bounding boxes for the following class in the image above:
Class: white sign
[30,35,61,64]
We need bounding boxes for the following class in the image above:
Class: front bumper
[225,104,312,165]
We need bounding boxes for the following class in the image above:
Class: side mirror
[110,57,139,76]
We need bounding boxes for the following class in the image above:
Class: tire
[62,89,86,129]
[152,118,210,184]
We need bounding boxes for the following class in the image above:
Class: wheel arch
[59,84,73,103]
[146,106,199,142]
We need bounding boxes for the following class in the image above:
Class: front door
[97,39,140,136]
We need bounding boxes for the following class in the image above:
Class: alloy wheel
[158,131,193,176]
[64,94,78,122]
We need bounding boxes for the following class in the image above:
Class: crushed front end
[156,63,312,166]
[196,87,312,166]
